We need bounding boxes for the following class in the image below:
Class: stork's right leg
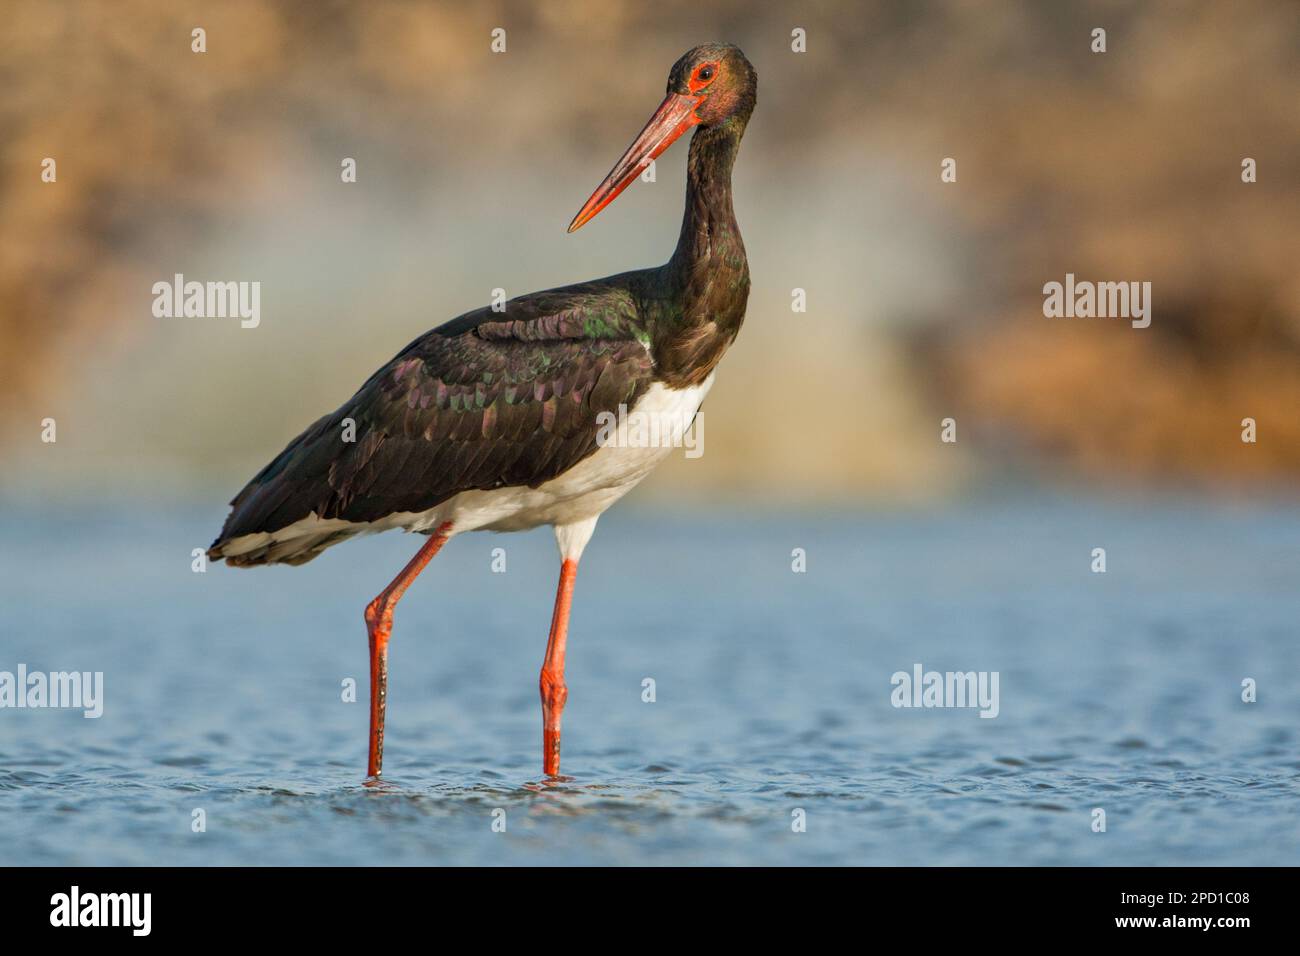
[364,523,453,778]
[539,557,578,776]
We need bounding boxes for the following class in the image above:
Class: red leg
[364,523,452,778]
[540,558,578,776]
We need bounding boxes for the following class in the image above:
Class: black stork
[209,43,757,778]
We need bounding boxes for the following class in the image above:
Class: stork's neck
[646,118,750,388]
[665,119,749,320]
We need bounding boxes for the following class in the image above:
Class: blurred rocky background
[2,0,1297,503]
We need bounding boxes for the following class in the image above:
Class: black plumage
[209,281,656,565]
[210,42,757,568]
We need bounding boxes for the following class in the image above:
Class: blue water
[1,495,1297,866]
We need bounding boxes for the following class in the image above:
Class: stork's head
[665,43,758,129]
[567,43,757,233]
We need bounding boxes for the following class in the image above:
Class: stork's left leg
[539,557,577,776]
[364,522,453,779]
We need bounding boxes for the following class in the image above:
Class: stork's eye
[698,66,715,81]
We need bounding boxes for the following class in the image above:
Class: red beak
[567,92,703,233]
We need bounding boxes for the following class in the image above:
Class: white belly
[431,372,713,533]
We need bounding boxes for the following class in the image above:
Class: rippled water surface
[1,496,1298,865]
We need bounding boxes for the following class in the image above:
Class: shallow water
[1,495,1297,866]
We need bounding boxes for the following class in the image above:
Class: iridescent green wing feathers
[210,282,654,551]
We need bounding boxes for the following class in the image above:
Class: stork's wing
[210,282,654,561]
